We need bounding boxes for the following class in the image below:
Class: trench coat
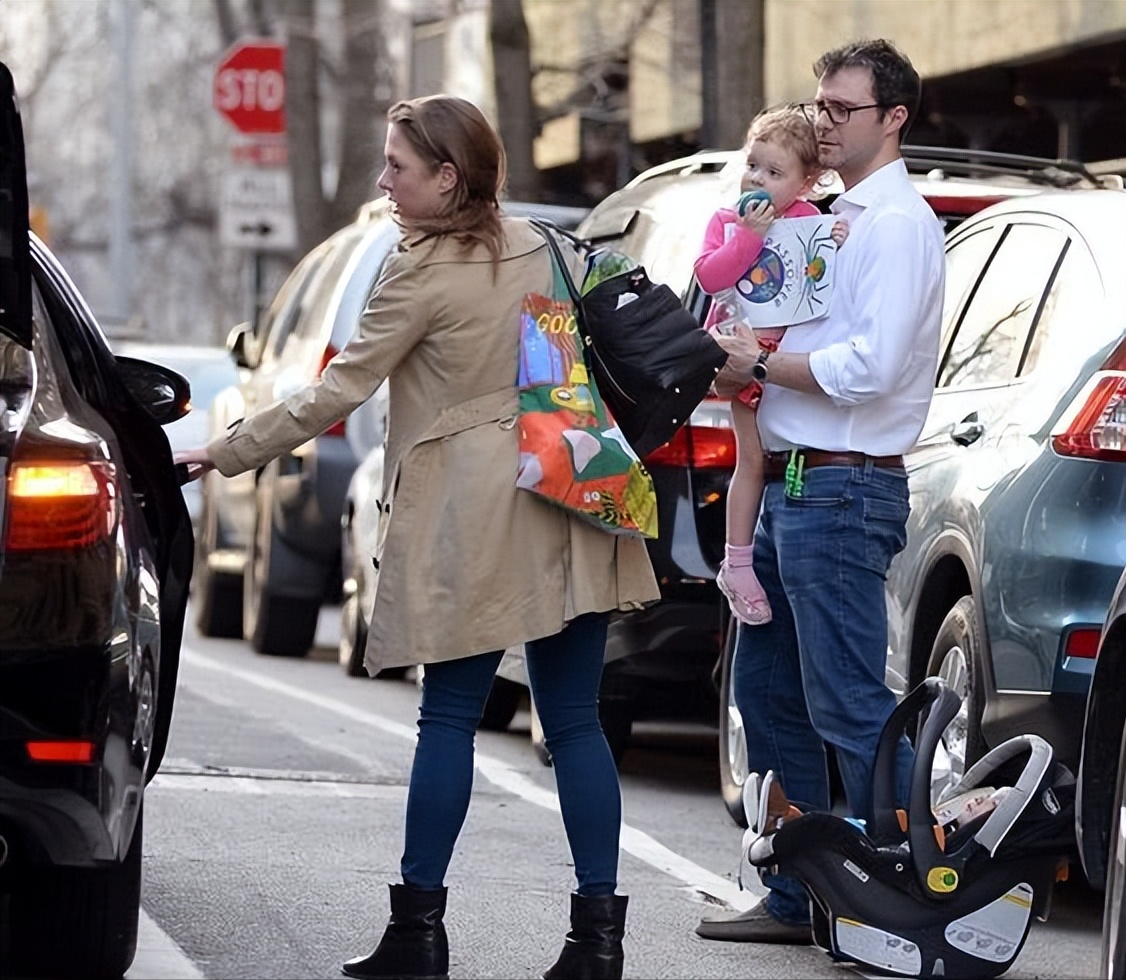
[207,218,660,673]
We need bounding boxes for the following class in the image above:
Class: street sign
[213,39,286,135]
[219,168,297,251]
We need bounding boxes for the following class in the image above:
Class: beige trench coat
[207,218,660,672]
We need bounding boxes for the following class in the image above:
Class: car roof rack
[901,145,1110,189]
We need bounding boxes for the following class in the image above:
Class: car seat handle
[870,677,960,846]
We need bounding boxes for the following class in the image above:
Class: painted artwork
[726,214,840,329]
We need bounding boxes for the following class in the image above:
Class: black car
[1078,565,1126,979]
[0,63,193,978]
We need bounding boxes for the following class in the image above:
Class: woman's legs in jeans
[400,648,504,889]
[525,612,619,897]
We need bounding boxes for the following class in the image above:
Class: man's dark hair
[813,39,921,139]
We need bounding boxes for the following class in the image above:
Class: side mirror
[226,321,257,369]
[115,356,191,426]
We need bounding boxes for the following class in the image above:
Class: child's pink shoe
[717,560,772,625]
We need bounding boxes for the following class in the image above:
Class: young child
[695,105,848,625]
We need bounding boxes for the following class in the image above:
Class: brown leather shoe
[695,902,812,944]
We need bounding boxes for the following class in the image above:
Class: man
[697,39,946,944]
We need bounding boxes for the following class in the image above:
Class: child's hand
[830,219,849,247]
[737,199,775,236]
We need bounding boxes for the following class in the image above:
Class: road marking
[182,648,758,912]
[128,909,205,979]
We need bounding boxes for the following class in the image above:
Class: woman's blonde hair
[386,95,508,263]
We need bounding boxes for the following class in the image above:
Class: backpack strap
[529,219,585,309]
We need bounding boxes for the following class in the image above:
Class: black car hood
[0,60,32,350]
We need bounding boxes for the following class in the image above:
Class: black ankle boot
[543,893,628,980]
[342,883,449,980]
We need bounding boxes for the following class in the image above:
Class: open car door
[0,60,32,349]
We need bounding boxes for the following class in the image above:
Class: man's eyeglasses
[799,100,889,125]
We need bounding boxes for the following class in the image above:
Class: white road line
[128,909,205,980]
[182,648,758,912]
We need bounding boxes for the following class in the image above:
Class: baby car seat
[746,678,1077,979]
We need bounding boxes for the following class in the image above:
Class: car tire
[1102,725,1126,980]
[479,677,523,731]
[717,616,750,827]
[194,483,243,638]
[244,494,319,658]
[8,806,143,979]
[339,589,369,677]
[926,595,989,803]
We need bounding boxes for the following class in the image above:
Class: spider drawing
[795,224,837,318]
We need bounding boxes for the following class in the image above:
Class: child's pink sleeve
[693,210,765,294]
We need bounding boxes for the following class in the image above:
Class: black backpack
[530,220,728,458]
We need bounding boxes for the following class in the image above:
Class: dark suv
[0,62,193,978]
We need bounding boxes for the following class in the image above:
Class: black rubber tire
[339,590,369,677]
[926,595,989,793]
[479,677,523,731]
[244,497,319,657]
[9,807,143,978]
[193,482,243,638]
[717,616,749,827]
[1100,726,1126,980]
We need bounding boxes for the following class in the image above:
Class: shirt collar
[830,158,909,214]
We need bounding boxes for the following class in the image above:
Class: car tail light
[26,740,96,763]
[4,459,118,551]
[318,345,347,438]
[1063,627,1101,659]
[1051,338,1126,461]
[645,424,737,470]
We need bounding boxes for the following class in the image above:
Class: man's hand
[713,321,762,397]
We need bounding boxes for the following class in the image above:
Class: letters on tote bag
[515,261,658,539]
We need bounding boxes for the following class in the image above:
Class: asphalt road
[126,603,1104,980]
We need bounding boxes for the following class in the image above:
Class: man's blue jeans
[401,612,620,897]
[733,461,915,926]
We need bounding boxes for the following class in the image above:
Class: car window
[259,249,326,365]
[329,224,400,351]
[939,223,1002,357]
[294,230,365,345]
[937,222,1068,389]
[1018,238,1104,377]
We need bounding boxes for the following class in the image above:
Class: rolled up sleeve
[207,249,429,477]
[809,212,938,407]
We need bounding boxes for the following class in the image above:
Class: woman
[176,95,659,980]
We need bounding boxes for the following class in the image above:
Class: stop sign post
[213,39,286,135]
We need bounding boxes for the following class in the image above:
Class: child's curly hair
[745,104,835,192]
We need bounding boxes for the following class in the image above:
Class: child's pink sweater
[694,199,821,294]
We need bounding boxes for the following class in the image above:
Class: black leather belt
[763,450,905,482]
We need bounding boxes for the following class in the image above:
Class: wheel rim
[244,503,268,629]
[132,665,154,759]
[726,680,749,788]
[932,644,969,803]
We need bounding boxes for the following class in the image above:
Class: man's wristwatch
[751,349,771,383]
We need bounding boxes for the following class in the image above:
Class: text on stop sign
[214,67,285,114]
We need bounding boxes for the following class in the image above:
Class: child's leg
[718,400,771,625]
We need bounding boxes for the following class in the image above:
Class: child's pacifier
[737,189,772,216]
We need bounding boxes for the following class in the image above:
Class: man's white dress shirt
[756,158,946,456]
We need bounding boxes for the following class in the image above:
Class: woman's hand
[173,447,215,484]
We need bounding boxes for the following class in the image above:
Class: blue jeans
[733,462,915,925]
[401,612,620,897]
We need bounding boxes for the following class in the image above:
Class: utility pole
[109,0,136,332]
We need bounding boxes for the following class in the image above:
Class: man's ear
[884,104,910,137]
[437,161,459,194]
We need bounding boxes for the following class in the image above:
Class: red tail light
[1063,627,1101,659]
[1051,373,1126,462]
[645,425,737,470]
[318,345,347,438]
[4,459,118,551]
[26,740,96,763]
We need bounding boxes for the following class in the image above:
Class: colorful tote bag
[515,255,658,539]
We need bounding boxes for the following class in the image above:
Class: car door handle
[950,416,984,447]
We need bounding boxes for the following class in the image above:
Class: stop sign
[213,39,286,135]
